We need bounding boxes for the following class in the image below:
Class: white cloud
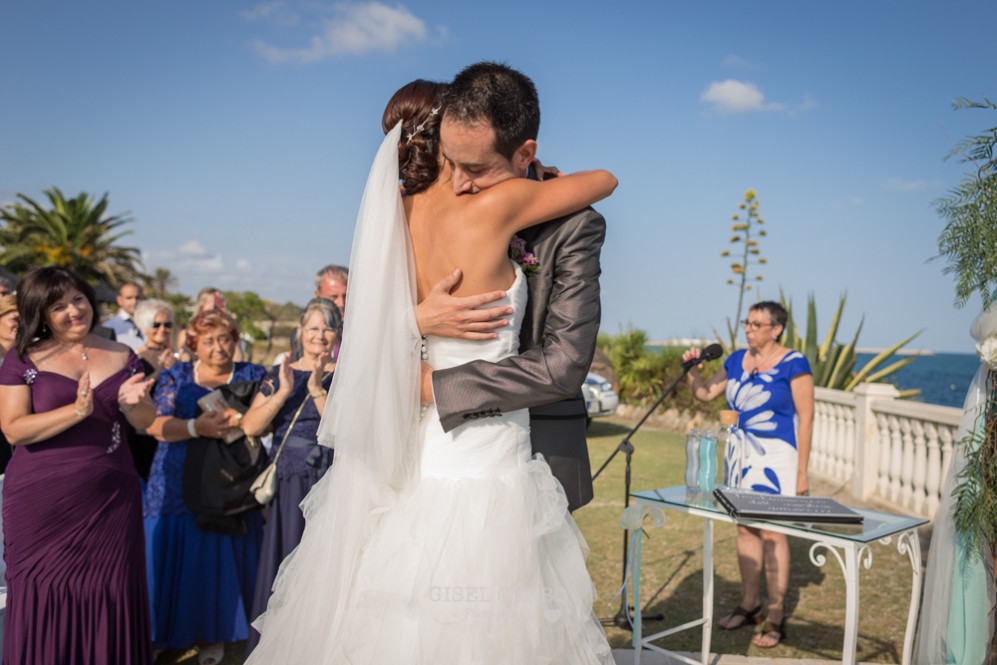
[178,239,208,256]
[700,79,816,116]
[722,54,752,68]
[240,1,283,21]
[880,177,943,192]
[250,2,431,64]
[239,1,300,27]
[236,258,252,271]
[700,80,785,114]
[193,255,225,273]
[790,94,818,116]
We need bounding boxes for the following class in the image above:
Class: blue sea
[855,352,979,408]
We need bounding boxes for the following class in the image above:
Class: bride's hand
[416,269,512,341]
[420,361,434,406]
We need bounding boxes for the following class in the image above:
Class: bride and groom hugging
[247,62,618,663]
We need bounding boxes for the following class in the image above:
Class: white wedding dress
[248,124,612,664]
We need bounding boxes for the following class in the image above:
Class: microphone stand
[592,363,697,630]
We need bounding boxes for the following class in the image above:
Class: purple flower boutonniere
[509,236,540,275]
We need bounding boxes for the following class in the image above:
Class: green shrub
[597,330,724,418]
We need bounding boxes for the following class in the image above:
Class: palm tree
[147,267,179,298]
[0,187,145,287]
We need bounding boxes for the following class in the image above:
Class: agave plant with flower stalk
[722,188,767,349]
[780,292,922,395]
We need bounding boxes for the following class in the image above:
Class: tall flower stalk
[722,188,767,349]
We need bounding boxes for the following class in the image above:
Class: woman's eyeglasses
[741,319,773,331]
[303,326,337,336]
[152,321,174,329]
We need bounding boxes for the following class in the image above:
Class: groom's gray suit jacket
[433,207,606,511]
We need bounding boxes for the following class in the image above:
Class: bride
[247,80,617,663]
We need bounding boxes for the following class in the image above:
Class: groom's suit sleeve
[432,208,605,433]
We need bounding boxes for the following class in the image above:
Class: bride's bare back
[405,163,616,301]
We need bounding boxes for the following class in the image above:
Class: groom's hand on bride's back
[416,268,513,340]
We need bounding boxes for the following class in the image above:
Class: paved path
[612,648,880,665]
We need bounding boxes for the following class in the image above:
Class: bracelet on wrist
[186,418,198,438]
[74,407,86,419]
[310,388,328,399]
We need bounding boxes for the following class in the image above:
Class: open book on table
[713,488,864,524]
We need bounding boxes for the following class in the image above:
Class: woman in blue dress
[241,299,339,653]
[144,309,267,665]
[684,301,814,648]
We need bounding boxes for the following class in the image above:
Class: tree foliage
[146,267,178,299]
[0,188,145,287]
[597,329,723,418]
[223,290,273,341]
[936,97,997,309]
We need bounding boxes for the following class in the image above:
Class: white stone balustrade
[810,384,961,518]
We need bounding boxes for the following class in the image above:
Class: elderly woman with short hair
[134,298,177,380]
[144,309,266,665]
[243,299,340,653]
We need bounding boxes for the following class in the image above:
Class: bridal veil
[248,122,422,662]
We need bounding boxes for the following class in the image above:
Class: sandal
[198,643,224,665]
[718,604,762,630]
[752,619,786,648]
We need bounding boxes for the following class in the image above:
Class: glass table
[627,486,928,665]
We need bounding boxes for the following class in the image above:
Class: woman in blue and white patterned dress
[684,301,814,648]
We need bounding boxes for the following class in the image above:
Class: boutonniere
[509,235,540,275]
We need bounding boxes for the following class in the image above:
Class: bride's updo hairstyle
[382,79,448,196]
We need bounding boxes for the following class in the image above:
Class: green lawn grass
[161,417,920,664]
[576,418,920,662]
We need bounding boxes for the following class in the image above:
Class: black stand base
[599,605,665,630]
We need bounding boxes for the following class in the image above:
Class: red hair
[185,309,239,352]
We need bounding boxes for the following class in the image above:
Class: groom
[417,62,606,512]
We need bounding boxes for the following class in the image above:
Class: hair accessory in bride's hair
[405,106,441,144]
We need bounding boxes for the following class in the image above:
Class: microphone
[681,343,724,370]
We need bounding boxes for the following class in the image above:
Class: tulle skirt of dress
[249,408,613,665]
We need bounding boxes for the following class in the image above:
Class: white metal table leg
[899,530,922,665]
[842,543,860,665]
[702,519,713,665]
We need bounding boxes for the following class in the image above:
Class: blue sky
[2,0,995,353]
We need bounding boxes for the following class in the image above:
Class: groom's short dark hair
[444,62,540,160]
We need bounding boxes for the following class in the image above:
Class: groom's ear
[511,139,538,176]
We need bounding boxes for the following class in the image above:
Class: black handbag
[182,379,266,535]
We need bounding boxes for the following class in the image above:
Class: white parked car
[582,372,619,424]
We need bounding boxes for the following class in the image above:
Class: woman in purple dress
[0,267,156,665]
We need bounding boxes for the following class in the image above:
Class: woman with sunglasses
[126,299,178,482]
[682,301,814,648]
[134,299,178,381]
